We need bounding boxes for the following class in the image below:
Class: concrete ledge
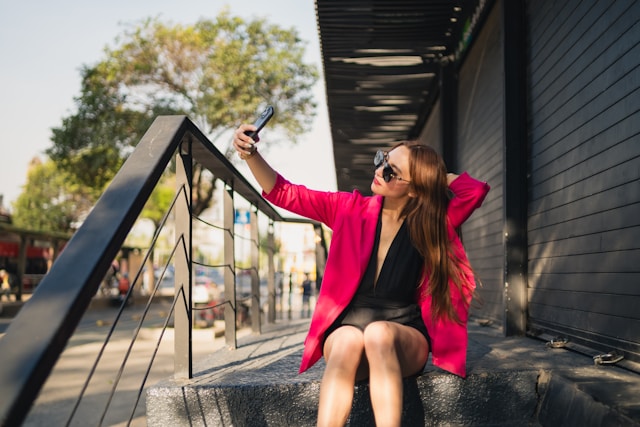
[147,370,542,426]
[146,319,640,426]
[538,370,640,426]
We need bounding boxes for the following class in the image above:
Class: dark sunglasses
[374,150,411,183]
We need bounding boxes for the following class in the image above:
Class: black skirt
[326,296,431,346]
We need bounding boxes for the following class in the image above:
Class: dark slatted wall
[456,2,505,322]
[418,98,442,154]
[526,0,640,362]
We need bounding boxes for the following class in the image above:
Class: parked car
[193,276,224,325]
[156,272,176,297]
[158,273,223,323]
[193,276,220,304]
[156,274,219,300]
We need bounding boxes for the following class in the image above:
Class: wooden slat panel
[528,226,640,259]
[529,289,640,320]
[528,303,640,344]
[531,85,640,179]
[530,1,637,128]
[528,272,640,295]
[527,0,640,362]
[529,249,640,275]
[456,3,504,324]
[529,161,640,224]
[419,98,441,152]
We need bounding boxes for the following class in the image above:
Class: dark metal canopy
[316,0,484,193]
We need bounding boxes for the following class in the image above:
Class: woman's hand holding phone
[234,105,274,160]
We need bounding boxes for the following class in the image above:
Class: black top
[324,209,430,341]
[353,211,424,306]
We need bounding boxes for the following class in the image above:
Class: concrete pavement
[1,298,252,427]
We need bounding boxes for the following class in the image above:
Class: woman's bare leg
[317,326,366,427]
[363,321,429,427]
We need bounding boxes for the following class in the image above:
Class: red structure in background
[0,240,54,293]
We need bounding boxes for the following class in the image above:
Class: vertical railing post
[223,184,237,349]
[174,137,193,379]
[266,220,276,324]
[249,207,261,333]
[173,139,193,378]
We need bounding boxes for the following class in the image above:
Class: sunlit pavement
[4,299,251,426]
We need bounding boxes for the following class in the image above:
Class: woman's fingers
[234,125,257,155]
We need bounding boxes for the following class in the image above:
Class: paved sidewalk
[3,300,252,427]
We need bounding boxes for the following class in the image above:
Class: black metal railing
[0,116,325,426]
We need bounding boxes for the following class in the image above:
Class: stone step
[146,319,640,426]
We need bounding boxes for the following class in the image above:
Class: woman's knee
[325,326,365,363]
[363,321,396,354]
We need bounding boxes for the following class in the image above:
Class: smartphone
[244,105,274,138]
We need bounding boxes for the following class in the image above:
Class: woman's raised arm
[233,124,278,194]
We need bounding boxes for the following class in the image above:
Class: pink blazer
[263,172,490,377]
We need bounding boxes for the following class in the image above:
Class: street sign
[234,209,250,225]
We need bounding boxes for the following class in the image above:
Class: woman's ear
[408,191,417,198]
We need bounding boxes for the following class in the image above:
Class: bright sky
[0,0,335,210]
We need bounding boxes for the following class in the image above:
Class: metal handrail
[0,115,300,426]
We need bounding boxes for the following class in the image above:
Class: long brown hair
[397,141,470,323]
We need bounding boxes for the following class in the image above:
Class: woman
[233,125,490,427]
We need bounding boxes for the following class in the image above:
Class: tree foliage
[141,174,175,229]
[104,12,318,141]
[46,11,318,217]
[48,67,175,195]
[12,158,93,233]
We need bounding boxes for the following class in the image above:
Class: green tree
[140,174,176,230]
[48,11,318,216]
[12,158,92,233]
[48,65,183,200]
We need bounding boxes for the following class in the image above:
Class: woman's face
[370,145,413,197]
